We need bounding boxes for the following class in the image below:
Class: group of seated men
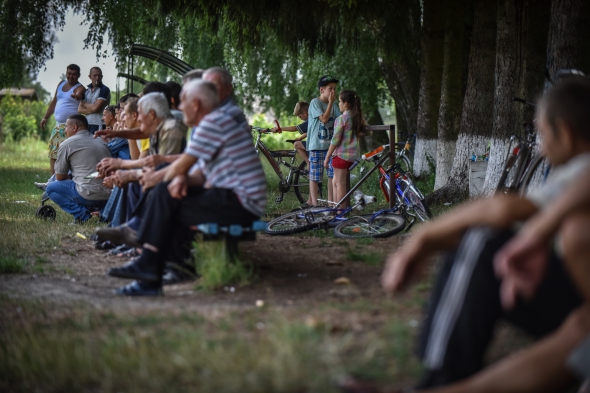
[44,67,266,294]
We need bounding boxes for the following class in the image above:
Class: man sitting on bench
[106,78,267,296]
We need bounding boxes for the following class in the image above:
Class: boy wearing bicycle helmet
[306,75,341,207]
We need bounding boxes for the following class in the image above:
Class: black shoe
[95,240,116,250]
[162,269,197,285]
[114,280,162,296]
[108,259,159,282]
[107,244,130,256]
[96,225,141,248]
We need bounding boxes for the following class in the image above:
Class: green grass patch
[0,296,422,393]
[344,247,383,266]
[193,239,255,290]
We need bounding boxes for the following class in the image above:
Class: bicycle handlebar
[513,97,537,107]
[349,144,390,171]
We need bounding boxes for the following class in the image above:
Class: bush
[0,94,53,142]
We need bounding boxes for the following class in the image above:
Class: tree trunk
[436,0,498,201]
[482,0,525,195]
[434,0,470,190]
[545,0,590,84]
[516,0,551,127]
[413,0,446,178]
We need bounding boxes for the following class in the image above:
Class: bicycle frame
[252,127,309,203]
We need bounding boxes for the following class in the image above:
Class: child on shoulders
[323,90,364,208]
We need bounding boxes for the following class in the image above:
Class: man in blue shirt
[78,67,110,134]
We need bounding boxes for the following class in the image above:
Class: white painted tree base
[414,138,437,178]
[434,140,456,190]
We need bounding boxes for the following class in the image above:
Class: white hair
[182,79,220,110]
[138,92,171,119]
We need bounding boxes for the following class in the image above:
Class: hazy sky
[36,9,118,98]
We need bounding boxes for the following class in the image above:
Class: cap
[318,75,339,88]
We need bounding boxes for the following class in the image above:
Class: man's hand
[494,233,550,310]
[142,154,164,168]
[114,169,138,188]
[97,157,123,177]
[381,243,423,295]
[102,175,116,189]
[94,129,119,139]
[139,167,163,191]
[168,175,188,200]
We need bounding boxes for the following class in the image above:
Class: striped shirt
[185,98,267,217]
[330,111,359,162]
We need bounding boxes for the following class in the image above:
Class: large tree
[440,0,498,200]
[413,0,446,178]
[433,0,471,190]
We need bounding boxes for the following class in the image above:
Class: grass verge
[0,295,423,393]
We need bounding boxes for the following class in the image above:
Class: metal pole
[388,125,396,209]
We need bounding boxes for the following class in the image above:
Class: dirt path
[0,234,414,315]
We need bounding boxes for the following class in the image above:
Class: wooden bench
[190,221,268,262]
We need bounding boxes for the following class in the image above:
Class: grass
[0,295,423,393]
[344,247,384,266]
[193,238,254,290]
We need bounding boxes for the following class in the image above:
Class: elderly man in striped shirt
[107,72,267,296]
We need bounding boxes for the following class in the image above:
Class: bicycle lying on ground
[265,144,431,238]
[252,120,320,204]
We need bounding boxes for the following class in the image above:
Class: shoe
[107,244,130,256]
[162,269,197,285]
[108,259,159,282]
[96,225,141,248]
[34,182,48,191]
[114,280,162,296]
[95,240,116,250]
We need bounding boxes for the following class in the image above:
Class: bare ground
[0,234,413,313]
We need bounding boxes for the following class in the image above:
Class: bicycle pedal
[275,195,284,203]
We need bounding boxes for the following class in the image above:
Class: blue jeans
[108,138,130,160]
[46,180,107,221]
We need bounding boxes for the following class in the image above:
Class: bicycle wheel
[403,186,432,221]
[265,208,334,236]
[293,161,322,204]
[334,214,406,239]
[397,154,412,176]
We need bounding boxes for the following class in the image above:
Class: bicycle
[394,133,415,175]
[495,99,547,194]
[265,144,431,238]
[252,120,321,204]
[496,69,588,194]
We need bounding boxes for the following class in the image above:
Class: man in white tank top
[39,64,86,176]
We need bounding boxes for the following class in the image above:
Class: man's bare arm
[382,194,538,293]
[78,98,108,115]
[94,128,145,140]
[163,154,199,182]
[40,86,58,128]
[55,173,68,181]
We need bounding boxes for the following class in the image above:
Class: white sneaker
[34,182,47,191]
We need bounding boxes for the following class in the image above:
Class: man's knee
[560,210,590,301]
[561,211,590,258]
[558,305,590,343]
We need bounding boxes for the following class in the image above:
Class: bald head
[203,67,233,102]
[179,80,220,126]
